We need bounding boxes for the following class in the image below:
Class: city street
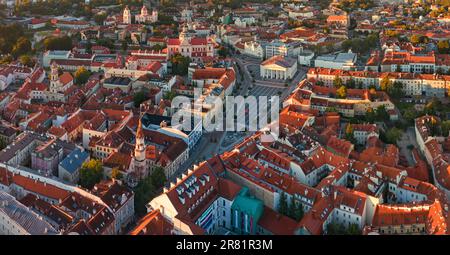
[397,127,420,166]
[168,53,308,184]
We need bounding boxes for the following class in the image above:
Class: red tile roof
[59,72,74,85]
[129,209,174,235]
[371,200,447,234]
[258,206,298,235]
[12,174,70,201]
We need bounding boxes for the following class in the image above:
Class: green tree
[336,85,347,99]
[326,222,361,235]
[12,37,31,58]
[346,77,356,89]
[437,40,450,54]
[345,123,353,135]
[410,34,422,44]
[43,36,73,51]
[385,30,399,38]
[170,53,190,75]
[150,167,167,188]
[441,120,450,137]
[376,105,389,121]
[365,107,376,123]
[388,81,405,98]
[218,46,229,58]
[150,44,166,52]
[94,13,107,25]
[380,76,391,91]
[295,202,304,221]
[0,23,25,54]
[333,76,344,88]
[345,123,357,143]
[347,223,362,235]
[338,0,374,12]
[424,98,442,115]
[288,198,304,221]
[85,40,92,54]
[96,38,114,49]
[366,33,379,48]
[111,167,123,180]
[79,159,104,189]
[0,139,8,150]
[133,175,156,216]
[133,91,147,107]
[403,106,418,124]
[278,192,288,215]
[19,55,34,67]
[163,91,177,100]
[74,67,90,85]
[288,197,296,219]
[341,39,353,52]
[385,127,403,144]
[0,55,13,64]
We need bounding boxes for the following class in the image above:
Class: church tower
[179,25,191,43]
[128,118,148,186]
[134,118,146,162]
[123,5,132,24]
[140,5,148,17]
[50,62,59,93]
[151,9,158,23]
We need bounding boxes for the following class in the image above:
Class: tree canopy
[12,37,32,58]
[338,0,375,12]
[133,167,167,216]
[326,222,361,235]
[384,127,403,144]
[336,86,347,99]
[333,76,344,88]
[19,55,35,67]
[79,159,104,189]
[44,36,73,51]
[0,24,26,57]
[133,91,147,108]
[74,67,91,85]
[170,54,190,75]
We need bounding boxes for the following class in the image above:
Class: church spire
[134,117,146,162]
[136,118,144,139]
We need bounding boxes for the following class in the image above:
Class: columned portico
[260,56,297,81]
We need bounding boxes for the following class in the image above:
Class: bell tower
[50,62,59,93]
[123,5,132,24]
[134,118,146,162]
[128,117,148,185]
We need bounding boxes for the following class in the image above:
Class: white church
[123,5,158,25]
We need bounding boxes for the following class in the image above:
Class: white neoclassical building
[135,5,158,23]
[260,56,298,80]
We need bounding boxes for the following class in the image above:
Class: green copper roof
[223,14,233,25]
[231,188,264,219]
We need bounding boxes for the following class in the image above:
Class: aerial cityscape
[0,0,450,236]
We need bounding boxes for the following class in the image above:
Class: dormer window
[179,195,185,205]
